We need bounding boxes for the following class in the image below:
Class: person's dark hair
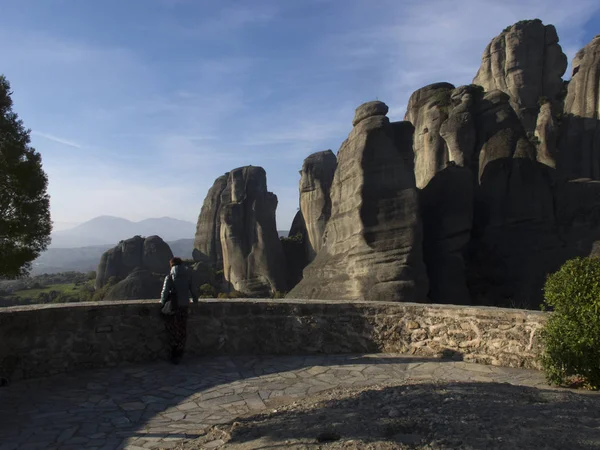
[169,257,183,267]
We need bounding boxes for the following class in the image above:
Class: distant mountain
[32,238,196,275]
[49,216,196,248]
[32,217,288,275]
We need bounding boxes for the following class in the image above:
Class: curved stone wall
[0,299,547,381]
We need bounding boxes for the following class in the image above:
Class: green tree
[0,75,51,278]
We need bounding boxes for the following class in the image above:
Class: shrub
[198,283,217,298]
[540,257,600,388]
[272,291,287,299]
[217,290,246,299]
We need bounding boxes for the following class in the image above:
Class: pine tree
[0,75,52,278]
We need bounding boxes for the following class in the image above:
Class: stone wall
[0,299,547,381]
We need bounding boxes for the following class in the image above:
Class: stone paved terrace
[0,353,580,450]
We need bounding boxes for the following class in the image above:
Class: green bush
[217,290,246,299]
[540,257,600,389]
[198,283,217,298]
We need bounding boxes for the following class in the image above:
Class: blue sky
[2,0,600,231]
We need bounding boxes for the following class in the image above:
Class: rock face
[288,210,307,239]
[193,174,229,268]
[535,101,557,168]
[283,211,309,289]
[299,150,337,261]
[404,81,561,307]
[406,84,478,304]
[466,89,560,306]
[95,235,172,290]
[405,82,455,188]
[219,166,287,296]
[473,19,567,136]
[559,35,600,179]
[288,101,429,301]
[420,165,474,304]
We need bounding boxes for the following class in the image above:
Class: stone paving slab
[0,354,568,449]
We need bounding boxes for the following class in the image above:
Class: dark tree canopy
[0,75,52,278]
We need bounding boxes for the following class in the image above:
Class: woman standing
[161,257,198,364]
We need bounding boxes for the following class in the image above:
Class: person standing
[161,257,198,364]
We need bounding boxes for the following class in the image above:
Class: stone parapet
[0,299,547,381]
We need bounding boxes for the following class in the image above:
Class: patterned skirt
[164,307,188,353]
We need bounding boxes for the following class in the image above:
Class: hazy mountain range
[32,238,196,275]
[30,216,289,275]
[49,216,197,248]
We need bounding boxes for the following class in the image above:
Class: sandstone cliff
[288,101,429,301]
[219,166,287,296]
[299,150,337,261]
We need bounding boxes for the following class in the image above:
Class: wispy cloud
[31,131,83,149]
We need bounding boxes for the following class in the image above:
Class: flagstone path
[0,354,571,450]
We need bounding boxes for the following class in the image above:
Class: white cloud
[31,131,83,149]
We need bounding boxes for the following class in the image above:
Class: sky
[2,0,600,232]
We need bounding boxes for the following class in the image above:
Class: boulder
[104,268,164,301]
[95,235,172,289]
[473,19,567,136]
[193,173,229,267]
[219,166,287,296]
[558,35,600,179]
[352,100,389,126]
[299,150,337,261]
[288,101,429,301]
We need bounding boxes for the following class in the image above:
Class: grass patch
[11,281,94,299]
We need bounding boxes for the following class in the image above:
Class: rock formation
[219,166,287,296]
[193,174,229,268]
[95,235,172,290]
[559,35,600,179]
[535,101,557,168]
[299,150,337,261]
[282,211,309,289]
[473,19,567,139]
[405,82,455,188]
[288,210,307,239]
[403,79,561,306]
[104,268,164,301]
[469,90,561,306]
[405,84,477,304]
[288,101,429,301]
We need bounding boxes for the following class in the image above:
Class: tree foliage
[0,75,51,278]
[540,257,600,389]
